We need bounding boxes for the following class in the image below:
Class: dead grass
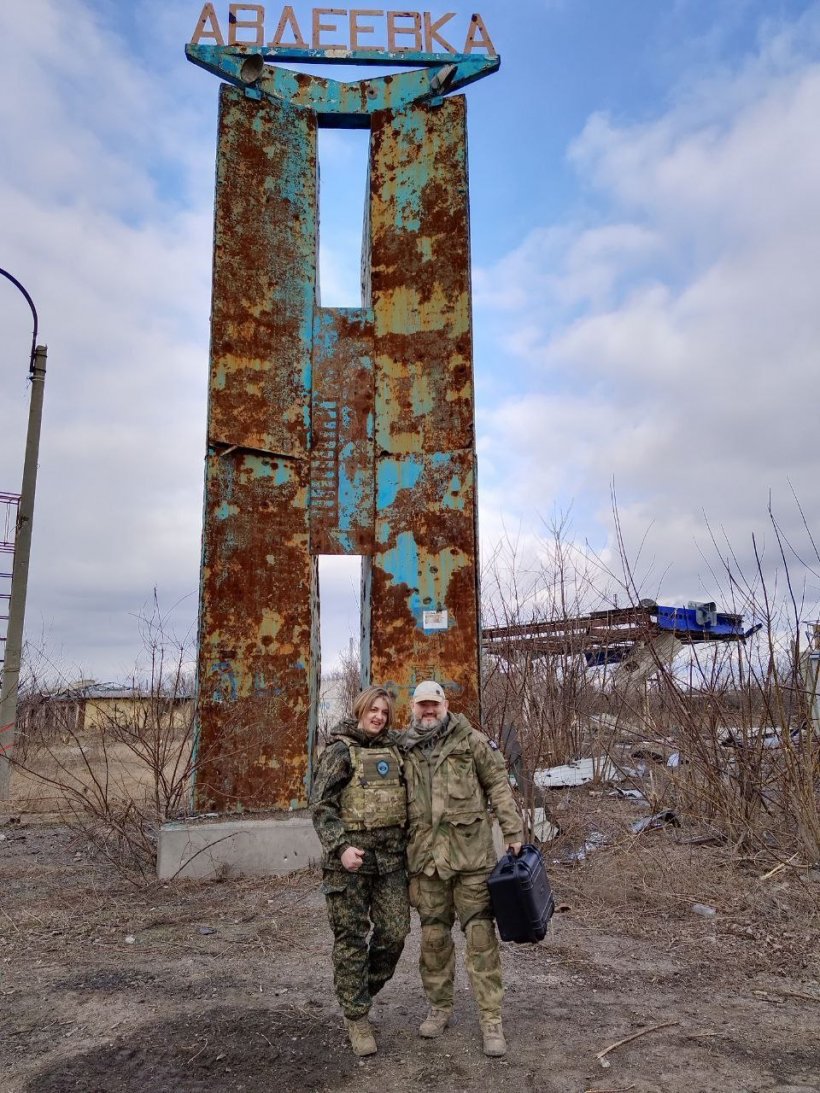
[9,736,193,814]
[545,792,820,979]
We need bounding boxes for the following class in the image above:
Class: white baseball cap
[412,680,446,702]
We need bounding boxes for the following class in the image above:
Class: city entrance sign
[188,11,497,811]
[190,5,496,57]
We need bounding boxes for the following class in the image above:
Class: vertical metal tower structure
[188,32,498,812]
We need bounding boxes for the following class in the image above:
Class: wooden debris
[596,1020,679,1068]
[758,853,802,881]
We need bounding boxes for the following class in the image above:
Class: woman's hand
[341,846,365,871]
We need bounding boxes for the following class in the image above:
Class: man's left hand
[508,842,522,856]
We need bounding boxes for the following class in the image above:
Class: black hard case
[488,844,555,943]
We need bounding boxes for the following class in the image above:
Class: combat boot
[418,1007,452,1038]
[345,1016,377,1057]
[480,1018,507,1057]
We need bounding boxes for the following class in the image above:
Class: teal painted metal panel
[364,98,481,718]
[310,308,375,555]
[186,46,498,127]
[196,89,320,811]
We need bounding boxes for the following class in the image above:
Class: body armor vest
[338,738,407,831]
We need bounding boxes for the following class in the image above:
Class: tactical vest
[338,738,407,831]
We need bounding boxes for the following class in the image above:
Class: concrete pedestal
[157,815,321,881]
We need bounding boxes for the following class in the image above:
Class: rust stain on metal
[364,98,481,721]
[367,451,480,719]
[197,452,317,810]
[310,309,375,555]
[196,88,319,812]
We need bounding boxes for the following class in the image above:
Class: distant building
[19,681,192,740]
[21,676,352,745]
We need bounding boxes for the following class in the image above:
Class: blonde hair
[353,685,395,729]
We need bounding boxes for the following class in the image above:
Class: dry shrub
[619,509,820,865]
[11,598,199,879]
[12,601,322,875]
[653,634,820,862]
[481,503,820,867]
[481,519,617,814]
[546,793,819,974]
[318,640,361,745]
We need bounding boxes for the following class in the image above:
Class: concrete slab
[157,815,321,881]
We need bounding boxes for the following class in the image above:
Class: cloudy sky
[1,0,818,684]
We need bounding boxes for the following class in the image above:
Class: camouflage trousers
[322,867,410,1020]
[409,869,503,1022]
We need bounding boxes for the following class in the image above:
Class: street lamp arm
[0,266,39,375]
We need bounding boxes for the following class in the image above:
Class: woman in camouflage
[310,685,409,1057]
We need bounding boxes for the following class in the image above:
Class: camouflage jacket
[310,718,407,875]
[400,712,523,879]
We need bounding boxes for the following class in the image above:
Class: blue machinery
[482,602,761,668]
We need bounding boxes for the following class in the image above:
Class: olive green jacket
[400,712,523,879]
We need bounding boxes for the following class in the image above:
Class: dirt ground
[2,797,819,1093]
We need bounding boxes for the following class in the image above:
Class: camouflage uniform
[400,712,523,1021]
[311,718,410,1020]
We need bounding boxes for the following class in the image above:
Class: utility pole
[0,268,46,801]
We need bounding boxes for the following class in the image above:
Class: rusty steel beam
[186,44,499,129]
[364,98,481,721]
[195,87,319,812]
[482,606,655,642]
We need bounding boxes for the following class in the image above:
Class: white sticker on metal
[423,609,448,631]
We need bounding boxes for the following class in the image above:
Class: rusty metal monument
[187,7,498,812]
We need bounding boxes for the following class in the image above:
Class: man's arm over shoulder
[310,740,354,861]
[469,728,524,842]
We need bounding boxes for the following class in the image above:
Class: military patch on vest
[360,752,399,784]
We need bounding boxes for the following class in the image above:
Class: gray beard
[410,715,450,746]
[411,714,447,734]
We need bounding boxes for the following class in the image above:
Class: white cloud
[3,0,820,687]
[0,0,213,680]
[0,1,378,681]
[476,15,820,614]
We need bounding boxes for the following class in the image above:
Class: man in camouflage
[311,686,410,1057]
[399,680,523,1058]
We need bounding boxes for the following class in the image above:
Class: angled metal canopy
[185,44,499,126]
